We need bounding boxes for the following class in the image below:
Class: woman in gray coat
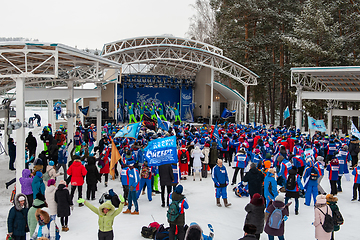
[244,193,265,240]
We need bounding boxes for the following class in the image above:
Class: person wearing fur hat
[326,194,341,240]
[28,193,48,237]
[264,168,278,207]
[313,194,332,240]
[185,222,214,240]
[7,193,29,240]
[31,209,58,240]
[78,196,125,240]
[191,146,204,181]
[67,157,87,206]
[32,171,45,200]
[315,156,326,195]
[168,184,189,240]
[19,168,34,207]
[201,143,210,178]
[55,180,72,232]
[45,179,57,220]
[264,195,291,240]
[239,224,257,240]
[244,193,265,239]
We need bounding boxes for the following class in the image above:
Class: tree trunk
[262,100,267,124]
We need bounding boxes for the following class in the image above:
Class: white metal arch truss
[101,36,259,87]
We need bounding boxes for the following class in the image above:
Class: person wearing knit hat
[32,170,45,200]
[244,193,265,239]
[168,184,189,240]
[45,177,57,220]
[326,193,342,238]
[314,194,332,240]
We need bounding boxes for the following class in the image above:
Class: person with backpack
[264,195,291,240]
[351,163,360,201]
[30,208,59,240]
[167,184,189,240]
[244,193,265,240]
[284,167,303,215]
[32,171,45,200]
[44,161,62,182]
[243,163,265,199]
[137,160,153,201]
[326,157,340,195]
[212,159,231,207]
[326,194,343,240]
[178,145,190,180]
[264,168,278,207]
[314,194,332,240]
[232,148,249,185]
[303,161,320,206]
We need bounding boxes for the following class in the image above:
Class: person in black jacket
[8,138,16,170]
[26,132,37,159]
[349,136,360,169]
[168,185,189,240]
[243,163,265,198]
[7,193,29,239]
[159,163,174,207]
[238,224,257,240]
[55,180,72,232]
[85,156,101,200]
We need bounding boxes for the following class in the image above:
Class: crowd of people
[6,118,359,240]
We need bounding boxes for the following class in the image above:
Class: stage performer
[126,102,137,123]
[146,103,157,120]
[138,102,145,122]
[173,103,181,123]
[157,103,167,121]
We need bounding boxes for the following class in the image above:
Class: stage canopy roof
[207,81,246,103]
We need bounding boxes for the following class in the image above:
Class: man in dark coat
[349,136,360,168]
[243,163,265,198]
[8,138,16,170]
[85,156,101,200]
[168,185,189,240]
[209,141,218,171]
[159,163,174,207]
[7,193,29,239]
[55,180,72,232]
[26,132,37,159]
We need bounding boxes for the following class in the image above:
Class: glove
[283,216,288,222]
[216,182,220,187]
[119,194,125,203]
[77,198,85,204]
[130,186,134,191]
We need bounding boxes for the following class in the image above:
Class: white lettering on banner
[150,138,175,150]
[331,166,339,171]
[146,149,173,159]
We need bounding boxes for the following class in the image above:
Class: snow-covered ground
[0,108,359,239]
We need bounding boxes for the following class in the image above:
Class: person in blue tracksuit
[123,161,140,214]
[232,148,249,184]
[264,168,278,207]
[120,166,130,205]
[314,156,326,195]
[137,161,153,201]
[284,167,303,215]
[212,159,231,207]
[326,157,340,195]
[303,161,319,206]
[336,145,351,192]
[351,164,360,201]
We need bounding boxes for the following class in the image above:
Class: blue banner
[181,87,193,120]
[221,108,236,119]
[283,106,290,120]
[308,116,327,132]
[144,136,178,166]
[114,122,141,138]
[157,114,170,131]
[213,124,222,146]
[351,121,360,139]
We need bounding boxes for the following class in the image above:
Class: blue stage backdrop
[116,84,192,121]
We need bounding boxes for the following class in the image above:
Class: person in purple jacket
[19,168,34,207]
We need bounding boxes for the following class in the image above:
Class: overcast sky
[1,0,197,50]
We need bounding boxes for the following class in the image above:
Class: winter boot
[123,209,131,214]
[63,226,69,232]
[105,182,108,187]
[142,190,146,195]
[79,203,84,207]
[224,198,231,207]
[216,198,222,207]
[62,226,66,231]
[131,211,139,215]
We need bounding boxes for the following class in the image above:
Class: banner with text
[144,136,178,166]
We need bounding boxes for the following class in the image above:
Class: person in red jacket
[67,157,87,206]
[99,146,110,187]
[178,145,190,180]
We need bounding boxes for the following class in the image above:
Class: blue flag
[157,114,170,131]
[114,122,141,139]
[221,108,236,119]
[283,106,290,120]
[78,106,89,116]
[351,121,360,139]
[144,136,178,166]
[308,116,326,132]
[213,124,222,146]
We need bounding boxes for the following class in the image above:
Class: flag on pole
[221,108,236,119]
[351,121,360,139]
[308,116,327,132]
[109,138,121,180]
[213,124,222,146]
[144,136,178,166]
[78,106,89,116]
[283,106,290,120]
[114,122,141,139]
[156,113,170,131]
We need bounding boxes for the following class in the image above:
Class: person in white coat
[45,178,58,220]
[201,143,210,178]
[314,194,332,240]
[191,146,204,181]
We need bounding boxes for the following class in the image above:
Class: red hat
[250,193,265,206]
[205,143,210,147]
[181,145,186,148]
